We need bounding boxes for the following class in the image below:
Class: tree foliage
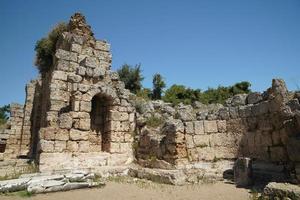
[117,64,144,94]
[152,73,166,100]
[163,85,202,105]
[34,22,68,74]
[163,81,251,105]
[0,105,10,125]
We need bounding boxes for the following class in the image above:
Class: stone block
[194,121,204,135]
[70,43,82,53]
[59,113,73,129]
[286,137,300,161]
[270,146,287,162]
[252,101,269,116]
[263,182,300,200]
[217,120,227,132]
[86,67,93,77]
[81,57,98,68]
[78,84,90,92]
[185,134,194,149]
[80,101,91,112]
[204,120,218,133]
[54,141,66,152]
[55,49,77,62]
[52,71,68,81]
[246,92,262,104]
[110,142,120,153]
[119,143,132,153]
[40,140,54,152]
[111,132,124,142]
[110,121,130,132]
[210,133,236,147]
[93,66,105,77]
[185,122,194,134]
[193,135,210,147]
[78,119,91,131]
[55,130,69,141]
[77,66,86,76]
[56,60,70,71]
[111,111,129,121]
[95,40,110,51]
[67,141,78,152]
[68,74,82,83]
[78,141,89,152]
[234,157,253,187]
[69,129,89,141]
[271,131,281,145]
[40,128,56,140]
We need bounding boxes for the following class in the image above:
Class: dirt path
[1,181,251,200]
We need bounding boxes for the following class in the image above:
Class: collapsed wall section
[135,79,300,182]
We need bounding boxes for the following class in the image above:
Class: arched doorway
[90,94,112,152]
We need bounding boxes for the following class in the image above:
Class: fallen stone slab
[263,182,300,200]
[0,171,103,194]
[27,180,104,194]
[0,178,30,192]
[129,167,186,185]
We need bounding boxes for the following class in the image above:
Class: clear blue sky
[1,0,299,106]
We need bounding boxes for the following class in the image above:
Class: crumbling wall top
[68,13,94,39]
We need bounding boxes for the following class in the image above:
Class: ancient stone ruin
[0,13,300,189]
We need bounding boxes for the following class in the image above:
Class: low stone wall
[134,79,300,183]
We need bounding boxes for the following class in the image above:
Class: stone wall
[134,79,300,182]
[35,13,136,172]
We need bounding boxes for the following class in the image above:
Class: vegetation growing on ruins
[117,64,251,105]
[145,115,164,128]
[0,105,10,125]
[34,22,68,74]
[152,73,166,100]
[117,64,144,94]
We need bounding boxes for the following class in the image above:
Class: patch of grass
[145,115,164,128]
[16,190,33,198]
[0,190,33,198]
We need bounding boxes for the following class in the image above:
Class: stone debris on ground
[0,171,103,194]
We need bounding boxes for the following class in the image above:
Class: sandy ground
[1,181,251,200]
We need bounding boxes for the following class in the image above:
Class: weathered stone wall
[134,79,300,182]
[3,103,24,159]
[35,13,136,172]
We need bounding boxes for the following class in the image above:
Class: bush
[117,64,144,94]
[34,22,68,74]
[163,84,201,105]
[145,115,164,128]
[163,81,251,105]
[0,105,10,125]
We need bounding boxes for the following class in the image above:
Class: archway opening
[90,94,112,152]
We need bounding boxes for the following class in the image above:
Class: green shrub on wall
[34,22,68,74]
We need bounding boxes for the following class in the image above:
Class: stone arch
[85,84,120,106]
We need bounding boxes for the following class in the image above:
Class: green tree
[229,81,251,95]
[35,22,68,74]
[117,64,144,94]
[152,73,166,100]
[0,105,10,125]
[163,84,201,105]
